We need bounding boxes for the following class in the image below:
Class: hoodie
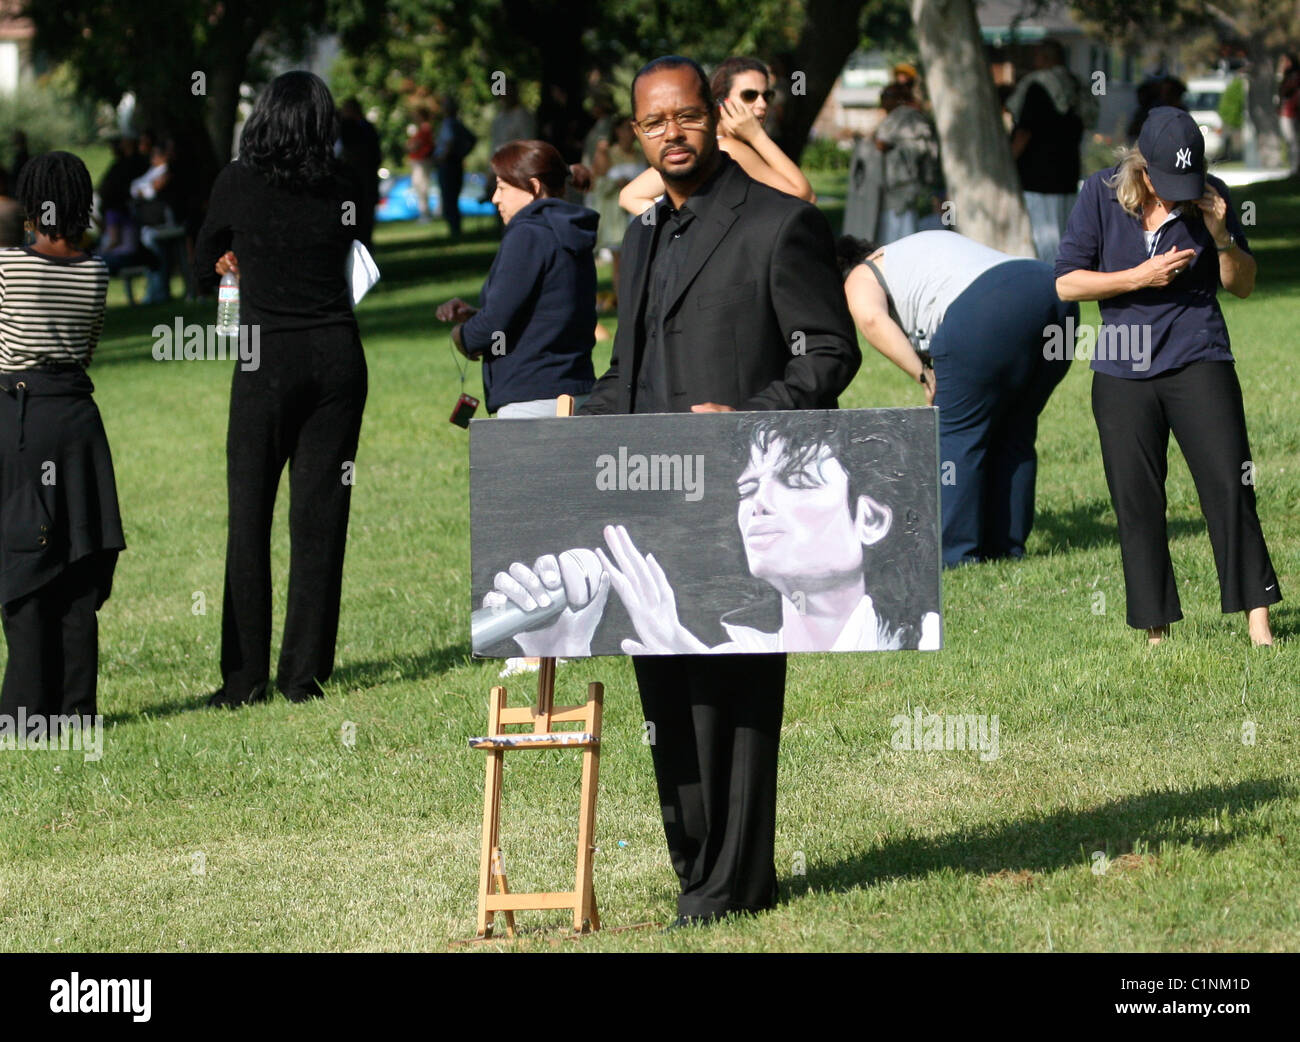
[460,196,598,412]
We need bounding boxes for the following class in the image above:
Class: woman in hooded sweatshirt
[436,140,597,418]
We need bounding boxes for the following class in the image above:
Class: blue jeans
[928,260,1074,566]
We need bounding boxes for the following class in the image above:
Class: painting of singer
[470,409,941,657]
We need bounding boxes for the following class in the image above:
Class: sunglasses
[738,89,775,104]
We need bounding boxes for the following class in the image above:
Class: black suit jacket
[580,154,860,415]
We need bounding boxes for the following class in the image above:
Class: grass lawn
[0,175,1296,953]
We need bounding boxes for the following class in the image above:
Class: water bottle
[216,270,240,337]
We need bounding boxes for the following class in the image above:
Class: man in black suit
[579,55,860,925]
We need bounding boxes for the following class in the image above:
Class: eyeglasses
[634,109,710,138]
[739,89,775,104]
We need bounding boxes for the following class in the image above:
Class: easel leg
[491,847,516,938]
[573,682,604,933]
[476,686,508,938]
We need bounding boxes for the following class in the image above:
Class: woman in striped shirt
[0,151,124,727]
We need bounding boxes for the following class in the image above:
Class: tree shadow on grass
[1033,497,1205,553]
[327,640,476,691]
[790,776,1293,898]
[102,642,477,726]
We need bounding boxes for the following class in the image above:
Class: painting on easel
[469,408,942,658]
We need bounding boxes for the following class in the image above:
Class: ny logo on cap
[1175,147,1192,169]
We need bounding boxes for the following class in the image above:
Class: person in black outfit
[578,57,860,925]
[338,98,381,252]
[1008,39,1090,265]
[434,95,476,240]
[195,71,368,706]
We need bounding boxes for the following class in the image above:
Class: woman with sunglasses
[619,55,813,214]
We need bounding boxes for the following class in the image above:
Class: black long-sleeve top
[194,160,360,335]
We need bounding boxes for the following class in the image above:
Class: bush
[0,67,98,170]
[1219,77,1245,131]
[801,134,851,172]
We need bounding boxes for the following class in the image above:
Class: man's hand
[214,251,239,276]
[436,297,477,323]
[1131,246,1196,290]
[690,402,735,413]
[596,524,709,654]
[481,554,610,657]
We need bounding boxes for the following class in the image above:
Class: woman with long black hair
[195,71,367,705]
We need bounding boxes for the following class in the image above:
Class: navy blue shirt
[1055,165,1251,379]
[460,197,598,412]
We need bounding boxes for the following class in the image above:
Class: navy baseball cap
[1138,106,1206,201]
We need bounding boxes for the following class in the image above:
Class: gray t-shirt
[876,230,1010,346]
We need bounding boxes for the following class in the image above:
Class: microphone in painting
[471,548,603,648]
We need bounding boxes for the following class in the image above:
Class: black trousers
[0,551,117,719]
[220,327,367,699]
[1091,361,1281,629]
[437,164,463,237]
[632,652,785,918]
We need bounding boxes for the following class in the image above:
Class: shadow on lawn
[1034,497,1205,552]
[328,640,475,690]
[791,775,1294,898]
[102,642,475,725]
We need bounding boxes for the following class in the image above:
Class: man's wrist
[1215,233,1236,252]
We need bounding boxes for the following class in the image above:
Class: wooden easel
[471,394,604,938]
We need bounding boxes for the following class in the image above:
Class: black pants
[220,327,367,699]
[928,260,1074,566]
[0,551,117,719]
[1091,361,1281,629]
[632,652,785,918]
[437,164,463,237]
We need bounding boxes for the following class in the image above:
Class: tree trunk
[501,0,595,164]
[770,0,869,162]
[1243,46,1283,170]
[205,60,247,165]
[911,0,1033,255]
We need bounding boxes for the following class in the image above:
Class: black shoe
[282,685,325,704]
[206,682,270,708]
[663,912,722,931]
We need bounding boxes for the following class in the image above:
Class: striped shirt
[0,246,109,370]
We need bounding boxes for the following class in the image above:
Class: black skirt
[0,366,125,607]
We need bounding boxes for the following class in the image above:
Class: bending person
[837,230,1075,567]
[1055,107,1278,646]
[619,55,813,214]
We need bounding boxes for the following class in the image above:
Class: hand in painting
[482,552,610,657]
[596,524,710,654]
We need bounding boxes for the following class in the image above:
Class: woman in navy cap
[1056,106,1279,646]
